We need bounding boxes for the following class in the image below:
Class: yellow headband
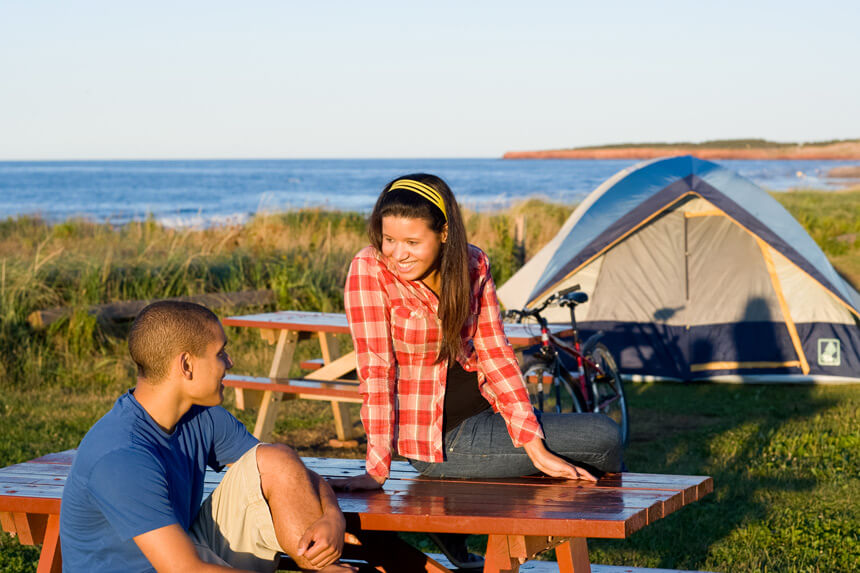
[388,179,448,222]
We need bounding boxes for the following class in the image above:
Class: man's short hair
[128,301,221,381]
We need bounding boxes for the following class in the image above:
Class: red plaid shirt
[345,245,544,479]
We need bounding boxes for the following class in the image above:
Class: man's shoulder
[71,394,159,480]
[75,396,132,452]
[72,422,158,483]
[79,443,159,477]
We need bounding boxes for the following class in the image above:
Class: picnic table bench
[221,311,573,445]
[0,450,712,573]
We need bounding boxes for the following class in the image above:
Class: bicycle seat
[561,291,589,305]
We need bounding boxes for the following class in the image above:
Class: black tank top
[443,361,491,435]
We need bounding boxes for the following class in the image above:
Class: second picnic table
[222,310,572,443]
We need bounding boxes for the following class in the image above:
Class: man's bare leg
[256,444,355,572]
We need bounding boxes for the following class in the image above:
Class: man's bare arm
[295,471,348,568]
[314,470,344,519]
[134,523,254,573]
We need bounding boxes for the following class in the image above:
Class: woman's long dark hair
[369,173,470,364]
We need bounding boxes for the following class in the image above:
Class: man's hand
[327,472,386,491]
[523,438,597,482]
[296,512,346,570]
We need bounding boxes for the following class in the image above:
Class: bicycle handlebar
[503,284,584,323]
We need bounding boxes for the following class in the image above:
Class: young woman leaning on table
[328,173,623,494]
[328,173,623,568]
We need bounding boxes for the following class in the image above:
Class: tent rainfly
[497,156,860,383]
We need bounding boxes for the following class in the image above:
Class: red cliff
[503,141,860,160]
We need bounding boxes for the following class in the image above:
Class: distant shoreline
[503,139,860,160]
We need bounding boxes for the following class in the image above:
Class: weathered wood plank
[301,458,707,492]
[222,310,575,347]
[223,311,350,332]
[300,358,326,370]
[334,501,646,538]
[28,451,76,465]
[223,375,362,403]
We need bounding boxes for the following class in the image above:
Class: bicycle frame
[522,301,623,415]
[509,289,629,443]
[526,309,602,408]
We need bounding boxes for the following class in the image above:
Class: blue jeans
[408,409,623,478]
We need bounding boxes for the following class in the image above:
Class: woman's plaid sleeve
[344,252,397,479]
[472,252,544,447]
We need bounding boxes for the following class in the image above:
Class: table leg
[12,512,47,545]
[36,514,61,573]
[556,538,591,573]
[253,330,299,441]
[313,332,356,443]
[235,328,278,411]
[484,534,589,573]
[1,511,15,534]
[484,534,520,572]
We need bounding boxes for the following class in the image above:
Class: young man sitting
[60,301,355,572]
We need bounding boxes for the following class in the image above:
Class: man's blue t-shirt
[60,391,258,572]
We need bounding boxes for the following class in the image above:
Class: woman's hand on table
[523,438,597,482]
[327,472,386,491]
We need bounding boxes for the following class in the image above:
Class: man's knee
[257,444,306,478]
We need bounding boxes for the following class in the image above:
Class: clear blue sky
[1,0,858,159]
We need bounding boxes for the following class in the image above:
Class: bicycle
[504,285,630,446]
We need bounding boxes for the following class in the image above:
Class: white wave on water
[155,212,252,229]
[2,158,856,227]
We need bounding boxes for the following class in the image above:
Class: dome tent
[497,156,860,383]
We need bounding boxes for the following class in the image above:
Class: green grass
[1,193,859,572]
[586,383,859,572]
[773,188,860,287]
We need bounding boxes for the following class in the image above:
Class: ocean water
[0,157,856,228]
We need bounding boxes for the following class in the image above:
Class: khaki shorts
[190,444,283,572]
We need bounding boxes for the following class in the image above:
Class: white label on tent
[817,339,841,367]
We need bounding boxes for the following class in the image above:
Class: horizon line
[0,155,505,163]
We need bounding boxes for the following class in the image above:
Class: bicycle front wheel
[585,343,629,446]
[520,355,584,414]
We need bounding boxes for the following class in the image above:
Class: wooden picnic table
[222,311,573,443]
[0,450,713,573]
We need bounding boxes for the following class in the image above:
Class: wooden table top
[1,451,711,539]
[223,310,573,347]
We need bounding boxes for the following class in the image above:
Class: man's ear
[179,351,194,380]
